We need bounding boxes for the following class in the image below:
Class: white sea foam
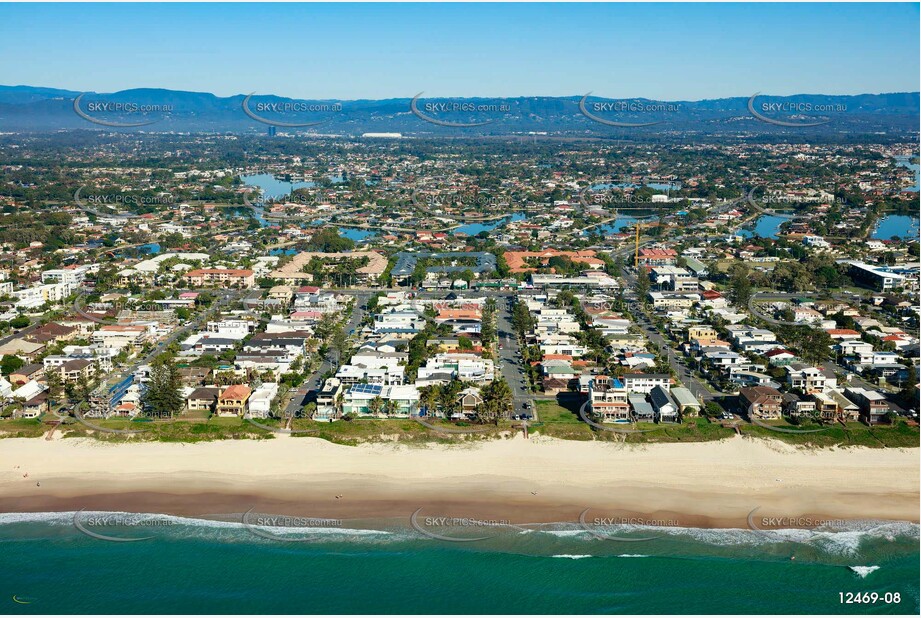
[552,554,593,559]
[617,554,649,558]
[849,566,881,578]
[2,512,917,555]
[0,511,394,540]
[530,518,919,556]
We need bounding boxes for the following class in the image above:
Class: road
[91,288,242,399]
[495,296,536,420]
[620,268,720,402]
[283,291,371,418]
[0,321,39,348]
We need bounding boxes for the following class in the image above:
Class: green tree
[141,357,185,418]
[44,370,64,404]
[728,266,754,307]
[796,328,834,365]
[418,384,442,415]
[1,355,24,376]
[635,268,651,300]
[478,378,512,425]
[367,395,384,417]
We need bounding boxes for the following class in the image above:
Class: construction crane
[633,217,665,267]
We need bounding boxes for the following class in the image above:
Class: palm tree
[438,384,460,419]
[383,398,400,417]
[419,384,441,417]
[367,395,384,417]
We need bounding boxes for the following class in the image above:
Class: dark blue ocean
[1,513,918,614]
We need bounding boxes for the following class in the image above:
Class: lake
[738,214,792,240]
[241,173,314,200]
[895,155,919,192]
[872,214,920,241]
[239,174,372,241]
[453,213,527,236]
[338,227,377,241]
[586,214,657,236]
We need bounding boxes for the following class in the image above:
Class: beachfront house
[216,385,251,417]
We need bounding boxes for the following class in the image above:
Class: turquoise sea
[1,513,918,614]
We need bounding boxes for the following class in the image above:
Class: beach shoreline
[1,435,918,529]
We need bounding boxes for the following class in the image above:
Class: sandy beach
[1,435,918,529]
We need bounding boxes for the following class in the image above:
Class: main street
[495,295,536,420]
[621,267,720,403]
[283,291,371,418]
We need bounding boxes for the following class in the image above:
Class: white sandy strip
[0,435,918,523]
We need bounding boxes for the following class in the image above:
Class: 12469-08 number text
[839,592,900,604]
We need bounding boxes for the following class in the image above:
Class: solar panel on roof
[351,383,383,395]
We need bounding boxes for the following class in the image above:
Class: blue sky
[1,2,918,100]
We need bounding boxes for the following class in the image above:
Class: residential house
[669,386,701,417]
[247,382,279,419]
[183,268,255,288]
[650,385,679,423]
[739,386,783,420]
[315,377,343,421]
[186,387,221,413]
[216,385,251,417]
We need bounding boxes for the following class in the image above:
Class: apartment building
[623,373,671,394]
[183,268,255,288]
[588,375,630,422]
[844,387,889,425]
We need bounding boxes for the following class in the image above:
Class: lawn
[288,417,506,446]
[625,417,736,443]
[57,416,275,443]
[0,418,47,439]
[744,420,920,448]
[533,400,595,440]
[6,404,916,449]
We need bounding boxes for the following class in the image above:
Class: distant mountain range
[0,85,917,137]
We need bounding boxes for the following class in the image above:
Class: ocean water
[1,513,918,614]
